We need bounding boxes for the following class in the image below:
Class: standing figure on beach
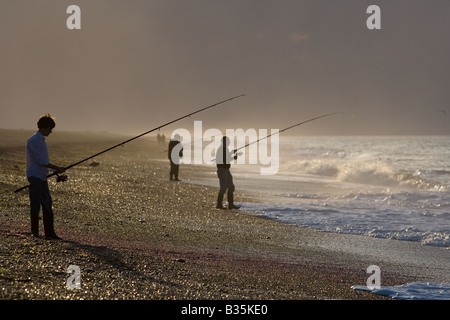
[26,114,65,239]
[215,136,240,210]
[157,133,167,146]
[168,134,183,181]
[157,133,162,146]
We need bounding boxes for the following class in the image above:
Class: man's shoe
[216,194,226,209]
[45,234,62,240]
[227,192,240,210]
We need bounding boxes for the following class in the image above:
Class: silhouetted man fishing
[14,94,246,194]
[212,113,343,210]
[168,134,183,181]
[215,136,240,210]
[26,114,65,239]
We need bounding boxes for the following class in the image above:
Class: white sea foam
[231,136,450,247]
[352,282,450,300]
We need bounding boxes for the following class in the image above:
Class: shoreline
[1,130,448,300]
[186,165,450,283]
[186,165,449,282]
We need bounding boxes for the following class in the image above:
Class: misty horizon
[1,1,449,136]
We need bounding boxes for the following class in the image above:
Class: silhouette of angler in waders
[168,134,183,181]
[215,136,240,210]
[26,114,65,239]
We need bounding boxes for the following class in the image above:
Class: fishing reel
[56,173,68,183]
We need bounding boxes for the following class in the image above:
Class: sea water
[229,135,450,248]
[188,135,450,299]
[351,282,450,300]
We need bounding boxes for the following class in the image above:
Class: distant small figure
[157,133,162,146]
[168,134,183,181]
[157,133,167,146]
[26,114,65,240]
[215,136,240,210]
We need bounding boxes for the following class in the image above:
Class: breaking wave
[281,158,446,191]
[231,136,450,247]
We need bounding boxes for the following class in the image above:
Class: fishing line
[14,94,245,193]
[234,112,344,152]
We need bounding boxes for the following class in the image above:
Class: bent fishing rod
[233,112,343,153]
[14,94,245,193]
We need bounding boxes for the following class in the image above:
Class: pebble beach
[0,130,444,301]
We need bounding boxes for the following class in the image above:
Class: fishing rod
[14,94,245,193]
[233,112,343,153]
[209,112,344,164]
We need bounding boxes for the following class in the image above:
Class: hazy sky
[1,0,449,135]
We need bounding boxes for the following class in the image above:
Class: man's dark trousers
[28,176,56,237]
